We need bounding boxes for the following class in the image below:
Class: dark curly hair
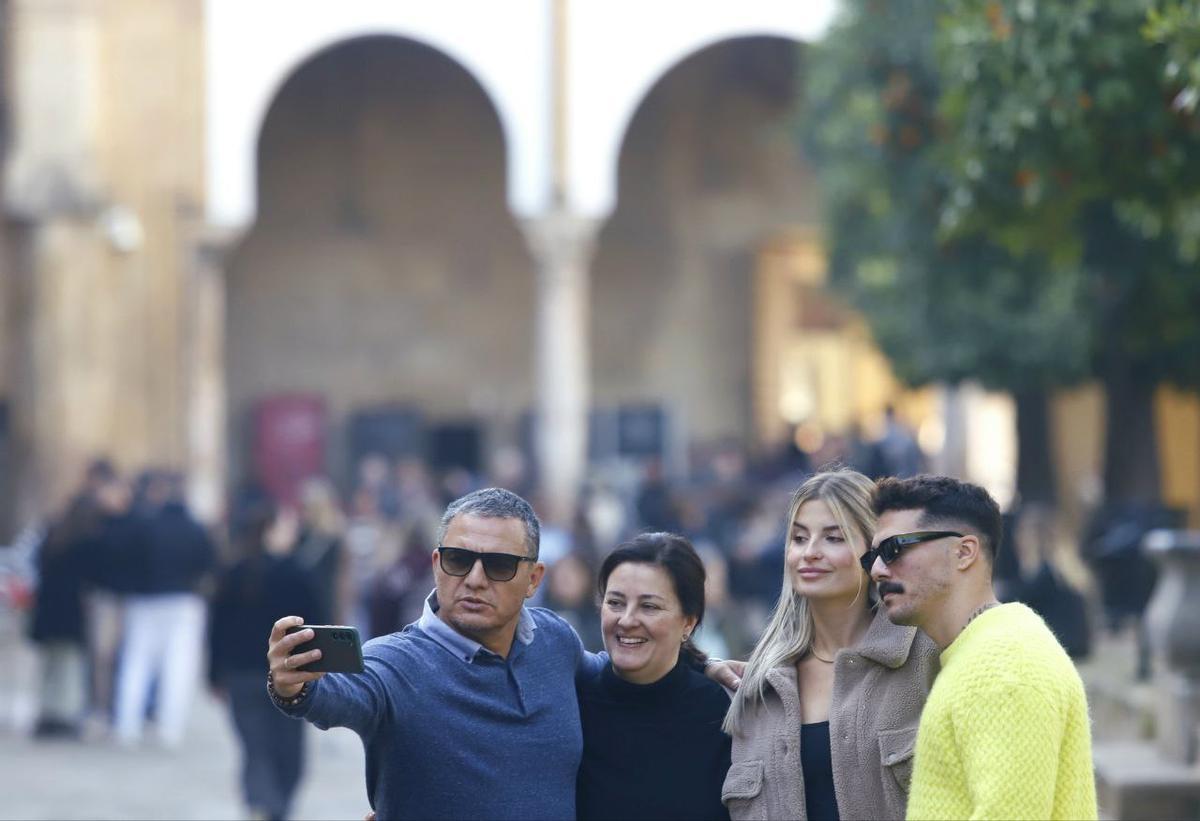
[873,475,1002,561]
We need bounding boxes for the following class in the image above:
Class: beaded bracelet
[267,671,311,708]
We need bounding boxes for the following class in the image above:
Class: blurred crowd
[1,461,217,744]
[0,405,1160,755]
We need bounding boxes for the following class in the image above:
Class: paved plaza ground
[0,690,367,820]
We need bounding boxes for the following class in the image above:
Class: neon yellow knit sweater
[906,602,1097,820]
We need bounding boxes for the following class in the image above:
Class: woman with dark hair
[209,503,325,821]
[575,532,732,820]
[29,486,107,738]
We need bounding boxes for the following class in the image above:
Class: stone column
[1093,529,1200,819]
[4,0,105,520]
[935,384,969,478]
[1144,529,1200,764]
[521,209,600,526]
[1,216,43,533]
[184,228,240,526]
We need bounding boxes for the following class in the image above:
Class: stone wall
[225,37,537,484]
[226,35,819,483]
[2,0,203,515]
[2,7,1197,528]
[594,37,819,447]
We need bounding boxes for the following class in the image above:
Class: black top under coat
[576,655,732,820]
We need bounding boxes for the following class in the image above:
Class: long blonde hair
[722,468,877,735]
[299,476,345,537]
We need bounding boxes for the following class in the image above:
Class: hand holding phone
[268,617,326,699]
[285,624,365,673]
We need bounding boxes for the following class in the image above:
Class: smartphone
[285,624,365,673]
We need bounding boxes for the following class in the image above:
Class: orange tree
[800,0,1089,505]
[936,0,1200,506]
[1146,0,1200,117]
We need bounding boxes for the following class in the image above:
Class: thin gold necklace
[808,646,835,664]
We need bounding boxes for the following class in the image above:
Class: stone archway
[224,36,534,494]
[589,36,819,469]
[198,2,840,521]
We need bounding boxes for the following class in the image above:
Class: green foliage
[1146,0,1200,115]
[1146,1,1200,265]
[799,0,1090,392]
[936,0,1200,387]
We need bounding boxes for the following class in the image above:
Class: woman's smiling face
[787,499,868,602]
[601,562,697,685]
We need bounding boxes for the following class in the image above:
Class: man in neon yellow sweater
[866,476,1097,821]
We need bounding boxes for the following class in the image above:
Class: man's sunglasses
[859,531,963,572]
[436,546,535,582]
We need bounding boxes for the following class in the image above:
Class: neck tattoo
[963,601,1000,632]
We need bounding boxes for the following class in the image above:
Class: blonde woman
[294,476,352,626]
[721,469,938,820]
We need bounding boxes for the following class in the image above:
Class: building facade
[2,0,1197,534]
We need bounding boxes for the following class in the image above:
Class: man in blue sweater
[267,487,600,820]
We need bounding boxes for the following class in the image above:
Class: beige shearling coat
[723,609,939,820]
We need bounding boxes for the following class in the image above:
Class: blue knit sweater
[282,596,603,820]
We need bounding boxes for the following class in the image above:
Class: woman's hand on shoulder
[704,658,746,690]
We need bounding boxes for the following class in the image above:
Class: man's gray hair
[436,487,541,559]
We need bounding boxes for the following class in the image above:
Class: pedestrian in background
[210,502,323,821]
[691,546,756,661]
[872,405,924,479]
[28,460,115,738]
[366,521,434,639]
[293,476,350,625]
[85,469,142,734]
[113,470,216,747]
[543,550,602,652]
[1004,503,1093,660]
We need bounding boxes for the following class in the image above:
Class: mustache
[877,581,905,597]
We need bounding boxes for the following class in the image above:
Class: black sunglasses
[859,531,963,572]
[436,546,535,582]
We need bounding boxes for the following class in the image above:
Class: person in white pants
[112,471,216,748]
[114,592,207,747]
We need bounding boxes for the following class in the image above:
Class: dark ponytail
[598,532,709,668]
[232,499,277,602]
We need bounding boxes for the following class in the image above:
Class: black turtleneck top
[576,656,732,820]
